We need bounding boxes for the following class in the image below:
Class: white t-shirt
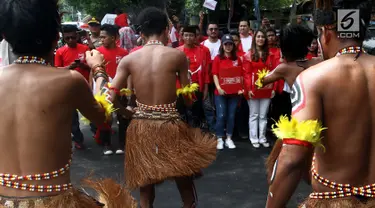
[202,39,221,60]
[241,35,253,53]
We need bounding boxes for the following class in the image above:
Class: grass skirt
[299,197,375,208]
[125,117,217,190]
[0,178,137,208]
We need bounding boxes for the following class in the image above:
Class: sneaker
[216,138,224,150]
[225,138,236,149]
[251,142,260,148]
[74,142,85,150]
[103,147,113,155]
[115,149,124,155]
[262,143,270,148]
[260,138,270,148]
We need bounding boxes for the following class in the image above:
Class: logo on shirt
[232,60,238,66]
[116,56,123,64]
[221,77,241,85]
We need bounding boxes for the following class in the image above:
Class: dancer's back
[0,64,104,197]
[116,45,189,105]
[299,53,375,191]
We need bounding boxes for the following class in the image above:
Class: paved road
[71,124,310,208]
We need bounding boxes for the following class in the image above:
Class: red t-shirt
[115,13,129,28]
[97,46,128,79]
[130,46,143,53]
[269,47,281,60]
[242,52,278,99]
[177,45,211,92]
[306,52,317,60]
[212,55,243,95]
[54,43,90,80]
[268,47,284,93]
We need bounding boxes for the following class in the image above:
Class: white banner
[203,0,217,11]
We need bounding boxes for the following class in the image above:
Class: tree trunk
[227,0,234,30]
[289,0,298,24]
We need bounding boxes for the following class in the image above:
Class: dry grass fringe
[300,197,375,208]
[125,119,217,190]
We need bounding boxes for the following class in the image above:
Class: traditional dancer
[96,7,217,208]
[265,0,375,207]
[0,0,136,207]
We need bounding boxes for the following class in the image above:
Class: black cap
[221,34,234,44]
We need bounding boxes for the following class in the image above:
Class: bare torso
[307,54,375,192]
[116,45,188,105]
[0,63,104,197]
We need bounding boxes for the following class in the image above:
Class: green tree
[185,0,202,17]
[259,0,295,10]
[63,0,185,23]
[64,0,130,19]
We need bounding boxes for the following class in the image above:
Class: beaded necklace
[144,40,164,47]
[336,46,364,57]
[14,56,50,66]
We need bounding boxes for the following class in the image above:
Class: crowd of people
[48,10,322,154]
[0,0,374,207]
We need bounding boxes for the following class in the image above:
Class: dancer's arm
[266,71,323,208]
[86,50,133,119]
[262,63,287,86]
[74,71,107,125]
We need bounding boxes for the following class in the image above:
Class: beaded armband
[107,83,132,96]
[176,83,199,99]
[92,63,109,82]
[271,115,326,148]
[255,68,270,89]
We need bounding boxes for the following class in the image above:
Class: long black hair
[251,30,269,63]
[279,25,314,62]
[1,0,61,56]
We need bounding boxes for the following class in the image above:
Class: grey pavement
[71,124,310,208]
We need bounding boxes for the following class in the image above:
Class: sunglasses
[64,36,76,40]
[209,28,218,31]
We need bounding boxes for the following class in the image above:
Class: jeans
[72,110,84,143]
[215,95,240,138]
[247,98,271,144]
[203,83,216,133]
[117,113,130,149]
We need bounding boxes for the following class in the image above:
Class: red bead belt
[0,159,72,192]
[136,100,177,112]
[310,155,375,199]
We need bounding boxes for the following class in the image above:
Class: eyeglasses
[209,28,218,31]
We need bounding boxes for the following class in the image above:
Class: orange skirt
[0,178,137,208]
[125,116,217,190]
[299,197,375,208]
